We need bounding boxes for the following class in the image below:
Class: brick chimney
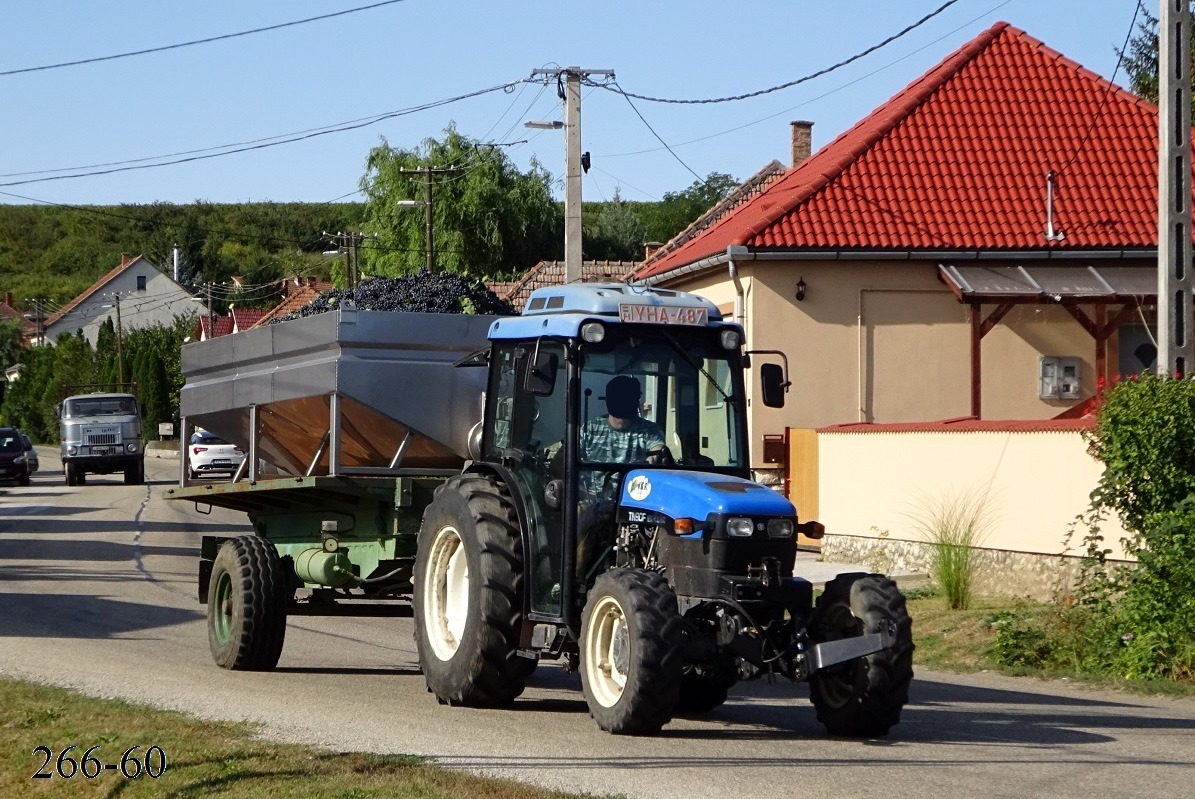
[120,252,133,267]
[644,241,663,260]
[790,120,814,166]
[3,292,11,307]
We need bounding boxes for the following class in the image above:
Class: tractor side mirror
[760,363,788,408]
[524,351,559,396]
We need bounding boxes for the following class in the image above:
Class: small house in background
[0,292,37,346]
[498,260,639,310]
[43,254,208,345]
[195,306,268,341]
[250,277,335,329]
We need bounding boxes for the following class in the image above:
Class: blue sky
[0,1,1148,207]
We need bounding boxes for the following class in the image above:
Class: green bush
[1000,375,1195,681]
[911,489,993,610]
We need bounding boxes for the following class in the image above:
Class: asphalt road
[2,449,1194,799]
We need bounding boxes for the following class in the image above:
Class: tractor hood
[619,470,794,520]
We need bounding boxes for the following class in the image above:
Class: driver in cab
[580,375,669,466]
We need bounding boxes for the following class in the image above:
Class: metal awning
[939,264,1157,303]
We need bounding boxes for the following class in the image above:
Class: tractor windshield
[578,327,747,475]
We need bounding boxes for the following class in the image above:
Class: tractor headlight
[720,328,741,350]
[580,322,606,343]
[767,518,794,539]
[726,517,754,537]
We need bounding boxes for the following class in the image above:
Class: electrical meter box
[1039,356,1081,400]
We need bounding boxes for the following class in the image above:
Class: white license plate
[618,303,708,326]
[91,446,117,456]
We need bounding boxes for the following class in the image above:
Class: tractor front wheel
[207,536,289,670]
[580,569,684,734]
[808,573,913,737]
[413,474,529,707]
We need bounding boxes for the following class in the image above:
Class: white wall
[815,425,1132,560]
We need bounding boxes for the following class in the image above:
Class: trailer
[169,284,913,736]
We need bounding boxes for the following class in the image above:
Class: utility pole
[530,67,614,285]
[103,292,126,387]
[24,297,46,345]
[1158,0,1194,374]
[206,282,215,339]
[324,231,366,288]
[396,165,463,272]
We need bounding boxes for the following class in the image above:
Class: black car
[0,427,31,485]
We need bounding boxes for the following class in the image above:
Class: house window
[136,275,147,291]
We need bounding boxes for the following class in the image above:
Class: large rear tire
[580,569,684,734]
[207,536,289,670]
[413,474,529,707]
[808,573,914,737]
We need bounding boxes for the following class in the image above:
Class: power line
[611,82,705,184]
[0,0,411,78]
[587,0,962,105]
[0,81,524,188]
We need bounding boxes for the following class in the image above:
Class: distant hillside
[0,201,365,310]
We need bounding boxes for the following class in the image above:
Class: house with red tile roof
[500,260,639,309]
[249,277,335,329]
[0,292,36,346]
[632,21,1168,468]
[43,254,210,345]
[195,306,270,340]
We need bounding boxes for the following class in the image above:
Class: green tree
[639,172,739,245]
[1120,2,1195,113]
[587,189,647,261]
[359,126,561,279]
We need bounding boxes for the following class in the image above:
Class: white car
[188,430,246,479]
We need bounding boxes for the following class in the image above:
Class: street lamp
[525,120,564,130]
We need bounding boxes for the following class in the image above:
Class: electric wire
[586,0,962,105]
[0,0,412,78]
[0,80,524,188]
[597,0,1015,160]
[1057,0,1142,174]
[611,82,706,184]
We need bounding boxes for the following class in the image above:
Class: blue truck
[168,282,913,736]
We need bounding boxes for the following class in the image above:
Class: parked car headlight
[726,517,754,537]
[767,518,794,538]
[14,454,25,465]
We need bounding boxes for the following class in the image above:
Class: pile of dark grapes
[275,271,517,322]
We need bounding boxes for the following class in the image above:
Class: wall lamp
[795,277,807,302]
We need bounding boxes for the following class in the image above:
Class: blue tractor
[413,282,914,735]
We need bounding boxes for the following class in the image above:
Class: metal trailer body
[170,307,498,612]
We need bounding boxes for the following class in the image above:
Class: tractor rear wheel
[207,536,289,670]
[808,573,913,737]
[413,474,529,707]
[580,569,684,734]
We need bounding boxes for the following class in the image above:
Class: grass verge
[0,679,586,799]
[906,593,1195,698]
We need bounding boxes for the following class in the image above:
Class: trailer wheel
[414,474,529,707]
[207,536,289,670]
[808,573,913,737]
[580,569,684,734]
[676,658,738,713]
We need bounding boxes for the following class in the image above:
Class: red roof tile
[819,418,1095,434]
[501,260,638,308]
[637,22,1163,281]
[251,279,334,328]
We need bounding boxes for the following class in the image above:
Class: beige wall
[667,258,1116,466]
[813,428,1131,560]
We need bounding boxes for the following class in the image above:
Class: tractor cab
[478,283,791,623]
